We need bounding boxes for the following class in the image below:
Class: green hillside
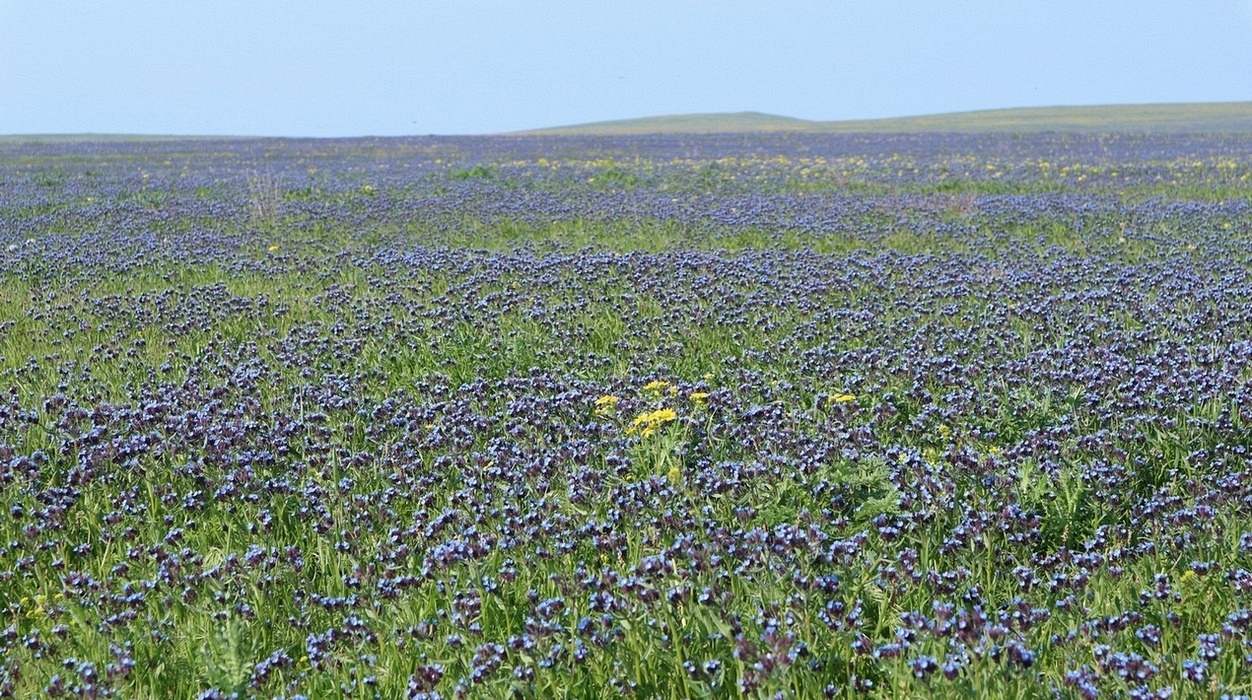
[516,111,809,135]
[520,102,1252,135]
[8,103,1252,140]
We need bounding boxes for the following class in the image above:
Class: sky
[2,0,1251,137]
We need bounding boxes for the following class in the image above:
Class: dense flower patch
[0,133,1251,697]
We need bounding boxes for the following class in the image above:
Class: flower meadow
[2,132,1252,698]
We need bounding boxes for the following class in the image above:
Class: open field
[520,102,1252,135]
[2,132,1252,698]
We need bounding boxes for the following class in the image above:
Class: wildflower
[667,463,682,485]
[627,408,678,437]
[830,393,857,405]
[642,380,670,395]
[268,245,279,252]
[25,594,47,619]
[689,392,710,406]
[594,395,619,415]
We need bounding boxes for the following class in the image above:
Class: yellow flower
[594,395,619,415]
[25,594,47,619]
[642,380,670,394]
[689,391,709,406]
[268,244,279,252]
[667,463,682,485]
[627,407,678,436]
[830,393,857,405]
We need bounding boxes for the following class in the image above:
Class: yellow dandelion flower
[594,395,619,415]
[689,391,710,405]
[642,380,670,394]
[830,393,857,405]
[268,244,279,252]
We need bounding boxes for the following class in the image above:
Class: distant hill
[517,112,810,135]
[518,102,1252,135]
[8,103,1252,141]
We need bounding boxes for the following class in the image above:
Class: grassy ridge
[520,102,1252,135]
[10,103,1252,141]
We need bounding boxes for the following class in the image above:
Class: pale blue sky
[2,0,1251,136]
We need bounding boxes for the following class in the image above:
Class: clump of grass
[246,170,283,226]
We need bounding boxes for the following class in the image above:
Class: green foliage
[450,164,496,180]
